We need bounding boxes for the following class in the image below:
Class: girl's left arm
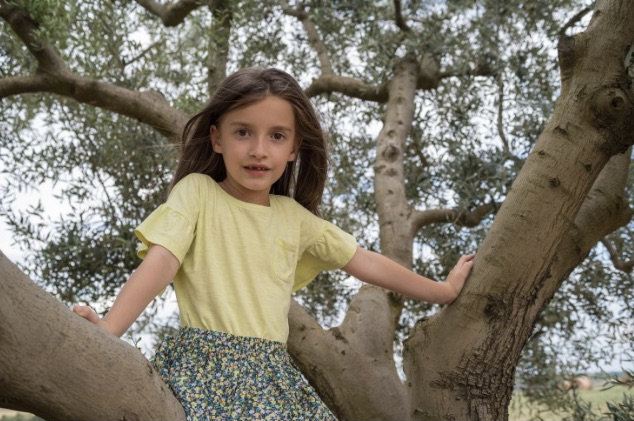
[341,247,475,305]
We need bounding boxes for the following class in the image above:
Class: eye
[272,132,286,141]
[236,129,250,137]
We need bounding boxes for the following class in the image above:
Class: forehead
[221,96,295,129]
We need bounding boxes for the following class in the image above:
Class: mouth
[245,165,269,170]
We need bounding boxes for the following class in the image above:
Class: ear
[210,125,222,153]
[287,138,301,162]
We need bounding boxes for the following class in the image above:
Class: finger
[73,306,100,324]
[455,254,475,268]
[72,305,89,315]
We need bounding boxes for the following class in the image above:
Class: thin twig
[601,238,634,273]
[393,0,411,32]
[280,0,333,75]
[558,5,593,38]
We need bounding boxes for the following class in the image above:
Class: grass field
[509,386,634,421]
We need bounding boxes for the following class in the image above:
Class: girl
[74,67,474,420]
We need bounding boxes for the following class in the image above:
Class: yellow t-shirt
[135,173,357,343]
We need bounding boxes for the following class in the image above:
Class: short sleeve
[135,205,195,263]
[135,174,202,263]
[293,222,357,292]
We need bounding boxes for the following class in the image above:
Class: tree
[1,0,633,420]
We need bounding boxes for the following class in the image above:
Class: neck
[218,179,270,206]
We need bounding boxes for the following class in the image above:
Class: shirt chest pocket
[272,238,297,284]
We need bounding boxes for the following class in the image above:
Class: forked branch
[0,0,187,138]
[411,202,498,234]
[134,0,201,26]
[601,238,634,273]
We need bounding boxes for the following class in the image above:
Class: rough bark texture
[288,55,430,420]
[0,251,186,421]
[290,46,498,421]
[403,2,634,420]
[288,300,406,420]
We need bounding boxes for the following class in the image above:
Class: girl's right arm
[73,244,179,337]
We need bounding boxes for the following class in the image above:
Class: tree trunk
[288,54,422,421]
[0,251,186,421]
[404,2,634,419]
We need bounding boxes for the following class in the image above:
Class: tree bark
[288,55,424,421]
[0,251,186,421]
[404,2,634,419]
[288,300,406,421]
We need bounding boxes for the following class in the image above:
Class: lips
[243,165,271,177]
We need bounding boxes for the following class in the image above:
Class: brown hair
[170,67,327,215]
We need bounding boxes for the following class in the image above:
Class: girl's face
[210,95,299,206]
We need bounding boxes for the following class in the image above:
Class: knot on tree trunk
[381,143,401,162]
[591,86,634,155]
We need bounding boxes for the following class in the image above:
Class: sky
[0,218,20,262]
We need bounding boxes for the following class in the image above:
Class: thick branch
[134,0,201,27]
[1,71,187,138]
[304,53,443,101]
[0,74,49,97]
[0,0,71,74]
[291,55,424,421]
[305,74,389,101]
[533,149,632,310]
[287,298,408,420]
[305,65,442,102]
[0,1,188,138]
[417,52,442,90]
[411,202,497,233]
[0,251,186,420]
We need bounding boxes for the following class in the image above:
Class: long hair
[170,67,327,216]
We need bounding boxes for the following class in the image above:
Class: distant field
[0,409,39,421]
[509,386,634,421]
[1,387,632,421]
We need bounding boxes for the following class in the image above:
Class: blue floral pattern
[152,327,338,420]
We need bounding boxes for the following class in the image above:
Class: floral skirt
[152,327,338,421]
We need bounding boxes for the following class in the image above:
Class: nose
[250,136,267,158]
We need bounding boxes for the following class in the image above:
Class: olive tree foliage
[1,0,633,419]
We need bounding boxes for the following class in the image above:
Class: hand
[73,305,109,331]
[445,253,475,302]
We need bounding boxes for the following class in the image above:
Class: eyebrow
[226,121,294,132]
